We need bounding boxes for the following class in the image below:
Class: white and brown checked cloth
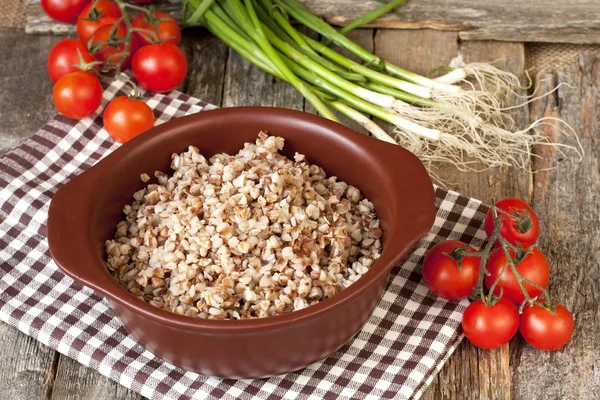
[0,75,489,400]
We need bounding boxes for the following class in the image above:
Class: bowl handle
[362,136,437,265]
[47,168,114,294]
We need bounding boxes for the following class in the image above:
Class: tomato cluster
[422,198,574,351]
[44,0,188,144]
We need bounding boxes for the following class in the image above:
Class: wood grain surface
[512,57,600,400]
[0,324,58,400]
[24,0,600,44]
[1,22,599,399]
[0,28,61,156]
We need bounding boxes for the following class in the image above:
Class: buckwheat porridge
[105,132,382,319]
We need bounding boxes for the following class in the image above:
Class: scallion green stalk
[229,0,337,120]
[261,23,396,108]
[273,0,460,94]
[337,0,405,37]
[375,0,405,18]
[203,13,281,77]
[185,0,215,23]
[279,54,440,141]
[319,94,396,143]
[254,0,366,83]
[362,82,439,108]
[300,32,432,99]
[211,3,252,40]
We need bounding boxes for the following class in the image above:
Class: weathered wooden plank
[0,324,58,399]
[51,357,143,400]
[374,29,460,81]
[512,56,600,399]
[222,40,303,110]
[25,0,600,44]
[426,341,512,400]
[0,28,62,156]
[373,30,529,400]
[180,27,228,106]
[459,29,600,45]
[311,0,600,44]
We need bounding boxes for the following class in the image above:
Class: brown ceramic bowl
[47,107,435,379]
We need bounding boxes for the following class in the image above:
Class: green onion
[300,32,431,99]
[318,92,396,143]
[273,0,459,94]
[238,0,338,120]
[261,25,395,108]
[186,0,216,24]
[375,0,405,19]
[255,0,366,83]
[335,0,405,38]
[182,0,579,174]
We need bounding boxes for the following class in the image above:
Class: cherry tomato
[90,23,139,70]
[76,0,122,44]
[519,303,574,351]
[131,11,181,46]
[132,43,187,93]
[485,198,540,249]
[52,71,102,119]
[422,240,480,300]
[103,96,155,143]
[462,298,519,349]
[484,246,550,306]
[42,0,90,23]
[47,39,96,83]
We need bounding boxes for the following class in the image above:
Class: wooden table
[1,25,598,400]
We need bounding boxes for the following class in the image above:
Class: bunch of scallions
[182,0,581,173]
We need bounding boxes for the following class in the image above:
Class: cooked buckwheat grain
[105,132,382,319]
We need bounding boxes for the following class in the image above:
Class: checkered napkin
[0,75,489,400]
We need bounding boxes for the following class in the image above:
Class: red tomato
[131,11,181,46]
[47,39,96,83]
[42,0,90,23]
[103,96,155,143]
[90,23,139,70]
[462,298,519,349]
[519,303,574,351]
[76,0,122,44]
[132,43,187,93]
[52,71,102,119]
[484,246,550,306]
[485,198,540,249]
[422,240,481,300]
